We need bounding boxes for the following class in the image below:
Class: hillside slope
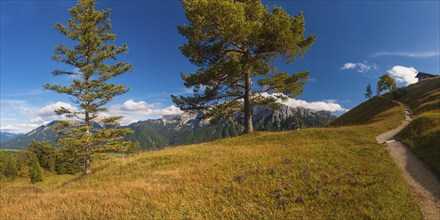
[394,77,440,176]
[331,76,440,176]
[0,98,422,219]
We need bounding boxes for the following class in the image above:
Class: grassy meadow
[0,93,423,219]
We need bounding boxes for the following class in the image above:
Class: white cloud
[261,93,348,112]
[387,66,419,85]
[341,63,357,70]
[159,105,184,116]
[108,100,161,115]
[68,68,82,79]
[107,100,183,125]
[37,102,77,117]
[372,51,440,58]
[0,123,43,133]
[1,99,184,133]
[1,101,77,133]
[0,125,21,132]
[340,61,379,73]
[108,99,183,116]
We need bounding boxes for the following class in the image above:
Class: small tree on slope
[29,153,43,184]
[365,83,373,99]
[44,0,134,174]
[172,0,316,134]
[377,74,397,95]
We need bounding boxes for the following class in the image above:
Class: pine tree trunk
[84,155,91,175]
[244,71,253,134]
[84,111,92,175]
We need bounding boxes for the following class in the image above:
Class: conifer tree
[172,0,316,134]
[28,140,57,172]
[364,83,372,99]
[45,0,134,174]
[29,153,43,184]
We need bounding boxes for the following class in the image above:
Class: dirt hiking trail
[376,105,440,220]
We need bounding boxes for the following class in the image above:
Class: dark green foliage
[365,83,373,99]
[377,74,397,95]
[16,150,37,172]
[0,152,19,179]
[28,140,57,172]
[0,151,5,180]
[392,87,408,99]
[55,145,83,175]
[173,0,316,133]
[29,153,43,184]
[44,0,135,174]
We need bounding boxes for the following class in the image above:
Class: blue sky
[1,0,439,133]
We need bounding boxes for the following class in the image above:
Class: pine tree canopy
[172,0,316,133]
[44,0,134,174]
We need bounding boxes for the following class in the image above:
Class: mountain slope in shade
[0,132,22,144]
[126,105,336,150]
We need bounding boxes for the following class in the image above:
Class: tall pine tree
[172,0,316,133]
[45,0,134,174]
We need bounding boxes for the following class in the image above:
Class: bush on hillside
[392,87,408,99]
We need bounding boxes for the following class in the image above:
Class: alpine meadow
[1,0,439,219]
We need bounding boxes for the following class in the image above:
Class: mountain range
[0,132,22,144]
[1,105,336,150]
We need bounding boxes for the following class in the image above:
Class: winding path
[376,105,440,220]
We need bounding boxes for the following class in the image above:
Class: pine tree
[2,154,18,179]
[377,73,397,95]
[364,83,372,99]
[28,140,57,172]
[44,0,134,174]
[29,153,43,184]
[172,0,316,134]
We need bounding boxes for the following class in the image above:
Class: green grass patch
[391,77,440,176]
[397,112,440,177]
[0,149,21,154]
